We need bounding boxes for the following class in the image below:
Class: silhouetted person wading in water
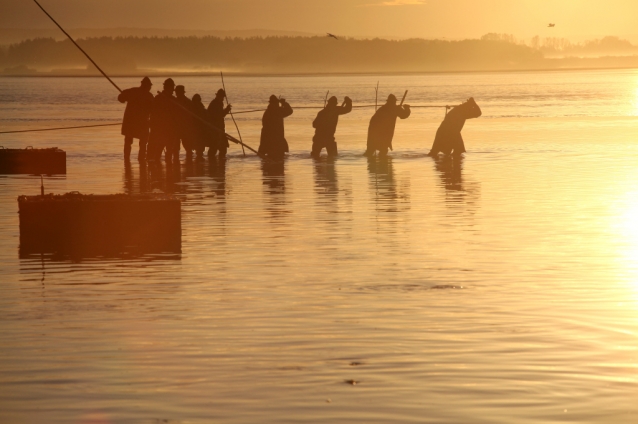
[311,96,352,158]
[148,78,179,164]
[118,76,154,161]
[428,97,482,157]
[364,94,411,157]
[174,85,194,159]
[208,89,232,159]
[258,95,293,160]
[190,94,209,160]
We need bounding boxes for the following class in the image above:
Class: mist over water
[2,70,638,423]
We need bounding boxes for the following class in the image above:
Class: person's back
[365,94,411,156]
[259,95,293,159]
[312,96,352,157]
[428,98,482,157]
[148,78,178,162]
[207,89,232,158]
[118,76,154,160]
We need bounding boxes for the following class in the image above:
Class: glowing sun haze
[3,0,638,41]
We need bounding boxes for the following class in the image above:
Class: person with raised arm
[364,94,411,157]
[207,89,232,159]
[117,76,154,161]
[311,96,352,158]
[258,95,293,160]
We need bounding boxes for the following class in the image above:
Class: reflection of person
[428,98,482,157]
[148,78,179,164]
[118,76,154,161]
[364,94,410,157]
[207,89,232,159]
[258,95,293,160]
[311,96,352,158]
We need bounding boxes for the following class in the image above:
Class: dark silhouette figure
[190,94,209,160]
[148,78,179,164]
[311,96,352,158]
[327,33,339,40]
[428,97,482,157]
[175,85,194,159]
[258,95,293,160]
[364,94,411,157]
[207,89,232,159]
[118,76,154,161]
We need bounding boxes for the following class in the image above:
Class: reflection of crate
[18,193,181,256]
[0,147,66,175]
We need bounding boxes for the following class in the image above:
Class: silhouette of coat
[366,103,411,153]
[190,97,209,154]
[429,99,482,156]
[313,97,352,143]
[148,90,179,158]
[175,93,194,140]
[259,100,293,157]
[208,97,231,148]
[118,87,154,139]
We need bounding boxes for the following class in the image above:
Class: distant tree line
[0,36,543,74]
[1,35,636,75]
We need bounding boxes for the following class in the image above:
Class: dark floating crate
[0,147,66,175]
[18,193,181,256]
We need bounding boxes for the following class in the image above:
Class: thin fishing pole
[0,123,121,135]
[32,0,122,93]
[221,71,246,157]
[32,0,259,156]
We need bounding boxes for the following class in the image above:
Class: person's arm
[281,99,293,117]
[338,96,353,115]
[118,88,130,104]
[398,104,411,119]
[223,104,232,117]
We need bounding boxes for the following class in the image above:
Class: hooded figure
[191,94,209,159]
[311,95,352,158]
[207,88,232,158]
[364,94,411,156]
[148,78,179,163]
[174,85,194,157]
[258,95,293,159]
[118,76,154,160]
[428,98,482,157]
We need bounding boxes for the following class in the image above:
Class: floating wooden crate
[0,147,66,175]
[18,193,181,256]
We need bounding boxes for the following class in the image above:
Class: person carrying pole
[428,97,482,157]
[207,89,232,159]
[311,95,352,158]
[364,93,411,157]
[258,95,293,160]
[117,76,154,161]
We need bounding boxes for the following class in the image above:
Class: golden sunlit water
[1,71,638,423]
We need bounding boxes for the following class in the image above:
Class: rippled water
[2,70,638,423]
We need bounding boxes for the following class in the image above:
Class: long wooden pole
[32,0,122,93]
[221,71,246,157]
[33,0,260,156]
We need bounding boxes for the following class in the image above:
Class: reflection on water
[3,72,638,423]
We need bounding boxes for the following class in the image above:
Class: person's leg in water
[218,144,228,160]
[311,140,324,159]
[378,146,389,157]
[124,136,133,160]
[138,135,148,161]
[326,140,338,157]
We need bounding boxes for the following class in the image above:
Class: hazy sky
[4,0,638,41]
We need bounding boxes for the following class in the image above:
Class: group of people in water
[118,76,482,163]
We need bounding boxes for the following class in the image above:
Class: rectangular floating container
[18,193,181,256]
[0,147,66,175]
